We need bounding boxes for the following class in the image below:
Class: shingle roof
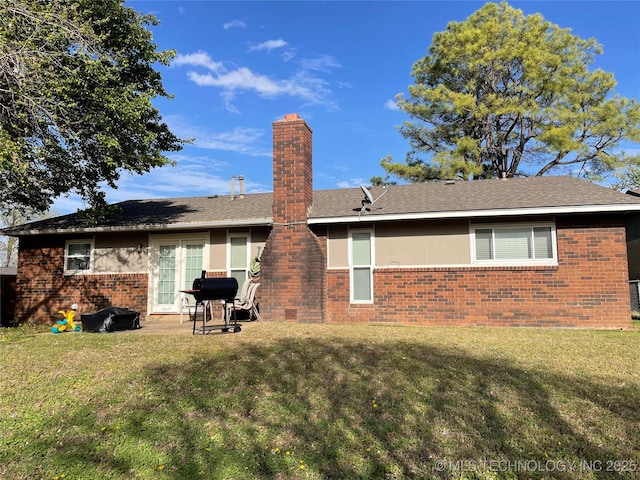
[310,176,640,219]
[4,193,273,235]
[5,176,640,235]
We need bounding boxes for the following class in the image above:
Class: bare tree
[0,207,53,267]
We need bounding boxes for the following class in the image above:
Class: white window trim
[470,222,558,266]
[227,231,251,280]
[64,239,94,275]
[348,227,375,304]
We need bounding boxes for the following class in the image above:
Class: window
[65,240,93,273]
[472,224,556,264]
[229,234,249,285]
[350,230,373,303]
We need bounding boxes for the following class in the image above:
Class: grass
[1,322,640,480]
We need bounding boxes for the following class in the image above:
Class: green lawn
[1,322,639,480]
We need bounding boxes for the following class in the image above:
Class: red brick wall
[15,237,148,324]
[260,114,326,322]
[325,218,632,329]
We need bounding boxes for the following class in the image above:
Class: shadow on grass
[8,337,640,479]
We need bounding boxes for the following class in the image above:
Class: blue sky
[54,1,640,214]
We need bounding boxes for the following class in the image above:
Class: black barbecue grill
[182,272,240,335]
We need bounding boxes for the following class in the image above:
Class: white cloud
[281,50,296,62]
[223,20,246,30]
[187,68,285,95]
[174,49,340,112]
[164,115,271,157]
[384,99,400,111]
[249,39,288,52]
[195,128,271,157]
[172,51,223,72]
[336,178,366,189]
[169,153,229,171]
[185,66,336,111]
[317,170,367,190]
[298,54,341,73]
[220,91,241,114]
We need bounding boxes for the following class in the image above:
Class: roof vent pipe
[238,175,245,199]
[230,175,236,200]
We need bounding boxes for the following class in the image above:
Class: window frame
[348,228,374,304]
[470,222,557,266]
[64,239,94,275]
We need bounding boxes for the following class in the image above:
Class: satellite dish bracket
[359,185,388,218]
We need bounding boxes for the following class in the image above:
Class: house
[5,113,640,329]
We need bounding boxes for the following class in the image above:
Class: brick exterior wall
[15,237,148,324]
[260,114,326,322]
[325,217,632,329]
[16,216,630,328]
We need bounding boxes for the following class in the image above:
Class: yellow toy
[52,303,80,333]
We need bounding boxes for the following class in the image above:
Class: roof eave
[308,204,640,224]
[4,217,273,236]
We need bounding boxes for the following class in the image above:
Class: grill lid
[191,277,238,302]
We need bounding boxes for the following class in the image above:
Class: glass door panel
[183,243,204,290]
[157,245,177,306]
[151,238,206,314]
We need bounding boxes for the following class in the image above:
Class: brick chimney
[272,113,313,223]
[260,114,326,322]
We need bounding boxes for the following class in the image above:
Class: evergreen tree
[381,2,640,185]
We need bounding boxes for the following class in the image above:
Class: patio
[131,315,259,335]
